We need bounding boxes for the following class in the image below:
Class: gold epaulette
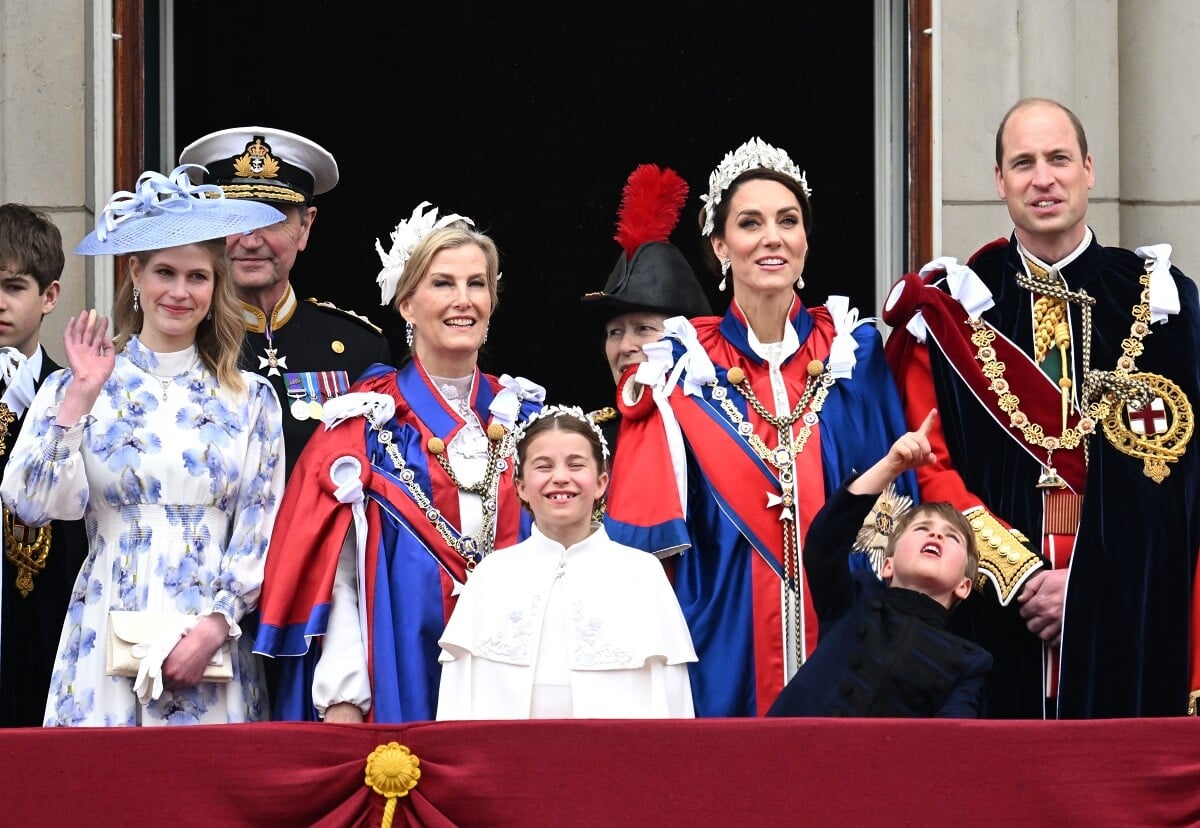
[1189,689,1199,716]
[588,406,617,424]
[305,298,384,334]
[964,506,1045,606]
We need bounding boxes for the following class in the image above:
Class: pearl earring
[133,287,140,312]
[405,320,414,348]
[719,259,730,292]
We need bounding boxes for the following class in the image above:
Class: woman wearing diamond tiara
[255,202,545,723]
[605,138,917,717]
[1,167,287,726]
[436,405,696,719]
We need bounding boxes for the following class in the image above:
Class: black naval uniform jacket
[767,484,992,718]
[0,349,88,727]
[240,287,391,479]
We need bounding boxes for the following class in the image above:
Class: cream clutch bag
[105,610,233,682]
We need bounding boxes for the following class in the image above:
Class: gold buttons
[331,340,345,354]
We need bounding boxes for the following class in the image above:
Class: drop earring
[719,258,730,292]
[795,275,805,291]
[133,287,140,312]
[405,320,414,348]
[482,324,489,346]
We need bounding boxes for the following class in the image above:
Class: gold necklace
[713,361,833,483]
[710,358,834,672]
[976,267,1186,485]
[1080,273,1193,482]
[427,428,505,498]
[368,415,512,569]
[969,322,1097,488]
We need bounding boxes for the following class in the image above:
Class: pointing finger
[917,408,938,437]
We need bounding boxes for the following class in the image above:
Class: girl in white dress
[0,167,286,726]
[436,405,696,719]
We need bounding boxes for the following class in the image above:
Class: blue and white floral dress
[0,336,284,726]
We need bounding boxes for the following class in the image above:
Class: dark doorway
[172,2,878,411]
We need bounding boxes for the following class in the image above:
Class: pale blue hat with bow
[75,165,285,256]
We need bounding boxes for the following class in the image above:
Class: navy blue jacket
[767,485,992,718]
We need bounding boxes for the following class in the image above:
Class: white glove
[130,619,193,704]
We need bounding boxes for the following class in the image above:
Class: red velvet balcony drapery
[4,718,1200,826]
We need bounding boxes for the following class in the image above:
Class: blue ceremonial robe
[256,360,538,722]
[607,297,916,716]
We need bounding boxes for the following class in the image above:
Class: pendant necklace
[147,351,200,397]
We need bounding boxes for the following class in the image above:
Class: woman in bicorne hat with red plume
[604,139,918,717]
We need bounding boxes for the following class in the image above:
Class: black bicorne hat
[581,164,712,326]
[585,241,712,322]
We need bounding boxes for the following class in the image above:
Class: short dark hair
[0,203,65,291]
[995,98,1089,168]
[698,169,814,278]
[885,501,979,583]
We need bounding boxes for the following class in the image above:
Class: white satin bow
[825,296,876,379]
[902,256,995,342]
[322,391,397,431]
[1135,244,1180,324]
[661,316,715,397]
[490,374,547,430]
[0,346,36,416]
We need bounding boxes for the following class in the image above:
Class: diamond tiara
[699,137,812,236]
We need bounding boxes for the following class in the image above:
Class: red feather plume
[614,164,689,258]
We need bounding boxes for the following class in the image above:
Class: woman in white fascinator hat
[255,202,547,723]
[1,166,287,726]
[603,138,920,717]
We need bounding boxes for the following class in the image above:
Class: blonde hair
[113,238,247,395]
[388,223,500,356]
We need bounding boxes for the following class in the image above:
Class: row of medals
[290,396,324,422]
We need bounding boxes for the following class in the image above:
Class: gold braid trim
[1032,295,1067,364]
[1189,689,1199,716]
[4,508,51,597]
[963,506,1045,606]
[219,183,306,203]
[1027,256,1068,364]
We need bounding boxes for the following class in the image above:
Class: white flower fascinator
[375,201,473,306]
[700,137,812,236]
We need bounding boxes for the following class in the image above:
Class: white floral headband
[375,201,474,306]
[699,137,813,236]
[513,404,611,468]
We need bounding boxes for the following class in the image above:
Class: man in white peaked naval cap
[180,127,390,478]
